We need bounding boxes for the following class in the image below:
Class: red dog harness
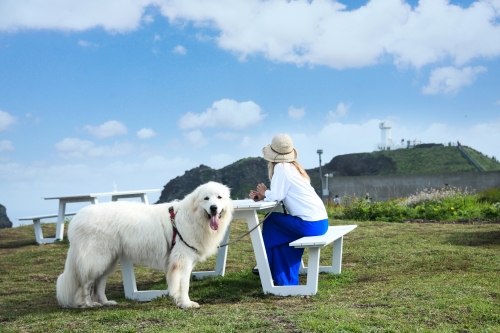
[168,207,199,253]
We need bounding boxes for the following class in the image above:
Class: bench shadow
[446,231,500,247]
[0,239,38,249]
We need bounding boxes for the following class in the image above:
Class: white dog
[56,181,233,309]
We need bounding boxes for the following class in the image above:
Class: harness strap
[169,206,199,254]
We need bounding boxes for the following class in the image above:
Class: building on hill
[376,121,421,151]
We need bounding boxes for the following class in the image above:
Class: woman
[249,134,328,286]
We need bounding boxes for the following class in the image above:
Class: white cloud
[422,66,487,95]
[157,0,500,69]
[84,120,128,139]
[413,120,500,158]
[209,153,235,170]
[137,128,157,139]
[173,45,187,54]
[26,112,41,124]
[3,1,499,70]
[55,137,134,159]
[214,132,239,140]
[497,100,500,105]
[288,106,305,121]
[154,33,160,41]
[0,140,14,152]
[78,40,98,47]
[327,102,350,122]
[183,130,208,148]
[288,118,500,169]
[178,99,266,129]
[0,0,152,33]
[0,110,16,132]
[142,155,191,172]
[0,155,193,225]
[143,14,154,24]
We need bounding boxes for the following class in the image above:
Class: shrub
[326,187,500,222]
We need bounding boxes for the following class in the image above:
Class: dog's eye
[204,197,209,200]
[218,196,222,199]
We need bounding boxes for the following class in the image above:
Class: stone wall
[325,171,500,202]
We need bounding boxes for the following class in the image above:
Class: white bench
[18,212,77,244]
[268,224,357,296]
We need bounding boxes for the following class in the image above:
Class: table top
[232,199,278,210]
[44,189,161,200]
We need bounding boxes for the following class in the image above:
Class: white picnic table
[40,189,160,243]
[121,199,356,300]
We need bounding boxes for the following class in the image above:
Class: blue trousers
[262,212,328,285]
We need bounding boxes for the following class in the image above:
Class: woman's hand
[249,190,264,202]
[257,183,268,197]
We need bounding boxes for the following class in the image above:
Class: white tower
[379,121,393,150]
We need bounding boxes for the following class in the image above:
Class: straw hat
[262,134,298,162]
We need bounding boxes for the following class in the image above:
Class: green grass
[376,146,478,175]
[1,219,500,332]
[463,147,500,172]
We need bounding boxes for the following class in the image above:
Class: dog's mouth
[206,210,223,231]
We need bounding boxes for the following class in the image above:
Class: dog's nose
[210,205,217,213]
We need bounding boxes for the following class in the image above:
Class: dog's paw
[179,301,200,309]
[102,300,117,306]
[81,301,102,308]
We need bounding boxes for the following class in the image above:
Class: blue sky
[1,0,499,226]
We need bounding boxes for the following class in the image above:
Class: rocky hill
[156,157,270,203]
[0,204,13,229]
[156,145,500,202]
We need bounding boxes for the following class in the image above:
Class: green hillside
[463,147,500,171]
[157,145,500,201]
[319,145,500,176]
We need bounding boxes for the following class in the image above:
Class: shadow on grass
[446,231,500,246]
[0,239,38,249]
[136,270,270,305]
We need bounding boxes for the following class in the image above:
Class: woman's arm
[263,163,289,202]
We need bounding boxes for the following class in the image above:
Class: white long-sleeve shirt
[264,162,328,221]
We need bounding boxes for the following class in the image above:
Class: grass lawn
[1,219,499,332]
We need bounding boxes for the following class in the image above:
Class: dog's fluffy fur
[56,181,233,309]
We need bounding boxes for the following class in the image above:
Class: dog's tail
[56,247,80,308]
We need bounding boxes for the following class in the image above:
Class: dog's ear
[189,189,199,213]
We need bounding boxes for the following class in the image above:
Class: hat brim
[262,144,298,163]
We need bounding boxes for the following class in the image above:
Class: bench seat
[265,224,357,296]
[19,212,77,244]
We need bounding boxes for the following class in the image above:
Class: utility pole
[317,149,323,195]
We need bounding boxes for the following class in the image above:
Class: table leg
[55,201,66,241]
[33,218,44,243]
[120,259,168,301]
[241,210,275,292]
[245,210,323,296]
[331,236,343,274]
[191,225,230,279]
[119,221,231,302]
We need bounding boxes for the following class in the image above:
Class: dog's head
[189,181,233,231]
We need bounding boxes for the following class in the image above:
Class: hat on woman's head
[262,134,298,162]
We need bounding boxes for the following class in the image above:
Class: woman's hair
[268,161,311,182]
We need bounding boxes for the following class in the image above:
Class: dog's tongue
[210,214,219,230]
